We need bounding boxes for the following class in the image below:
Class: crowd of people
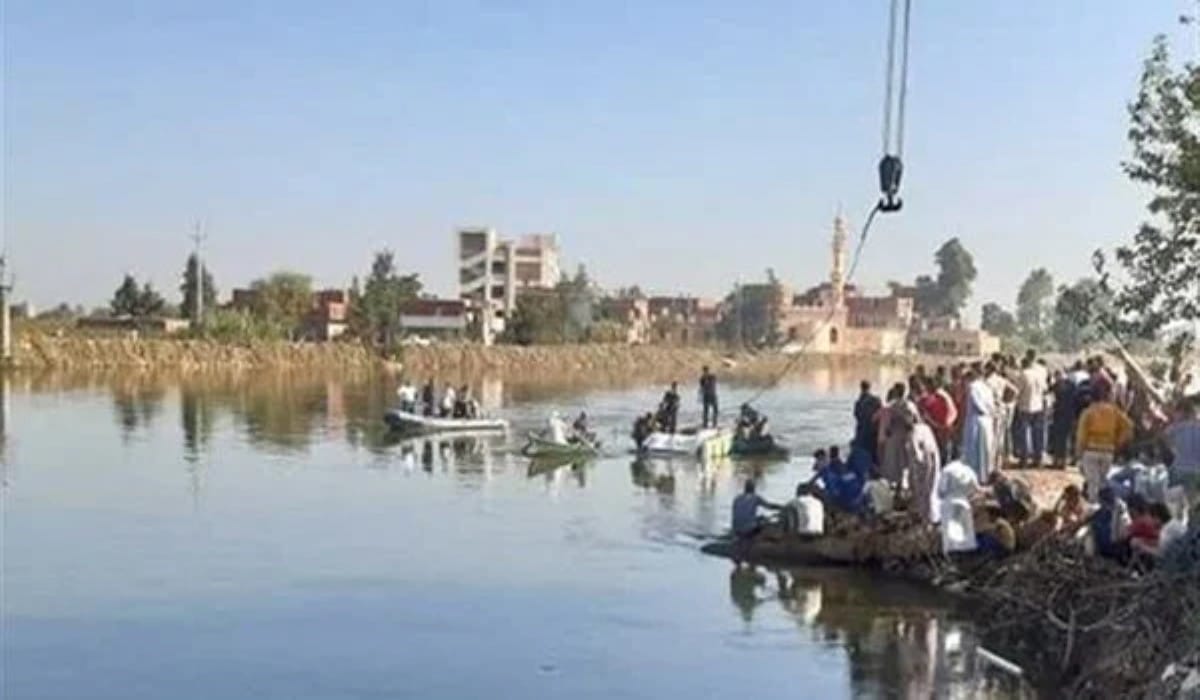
[731,349,1200,567]
[396,380,482,419]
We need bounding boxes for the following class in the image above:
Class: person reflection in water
[729,565,767,623]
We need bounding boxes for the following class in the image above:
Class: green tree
[110,274,166,317]
[249,271,313,334]
[180,254,217,322]
[503,291,567,345]
[355,250,422,348]
[1015,267,1055,346]
[1052,278,1112,353]
[137,283,167,317]
[111,274,141,316]
[1093,34,1200,365]
[715,272,783,347]
[933,238,977,319]
[980,302,1017,338]
[911,274,941,317]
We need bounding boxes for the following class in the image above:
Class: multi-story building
[457,228,560,344]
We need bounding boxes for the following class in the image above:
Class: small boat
[638,427,733,460]
[521,432,601,459]
[730,434,790,459]
[383,409,509,434]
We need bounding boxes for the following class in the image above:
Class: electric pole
[189,220,208,329]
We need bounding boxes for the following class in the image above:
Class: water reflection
[111,380,166,441]
[726,565,1030,698]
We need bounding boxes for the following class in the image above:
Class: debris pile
[967,527,1200,697]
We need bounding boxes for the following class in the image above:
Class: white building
[457,228,561,343]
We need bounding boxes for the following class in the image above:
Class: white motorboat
[638,427,733,460]
[383,409,509,434]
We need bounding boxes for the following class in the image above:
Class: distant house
[914,327,1001,357]
[599,297,650,344]
[646,296,719,344]
[398,298,467,339]
[301,289,349,341]
[76,316,191,336]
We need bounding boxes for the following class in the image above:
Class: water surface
[2,368,1027,699]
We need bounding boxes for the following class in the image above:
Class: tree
[180,254,217,323]
[933,238,977,319]
[137,283,166,317]
[503,291,567,345]
[355,250,422,348]
[1052,278,1112,353]
[111,274,166,317]
[911,274,941,317]
[981,302,1017,338]
[249,271,313,334]
[1015,268,1055,346]
[715,274,783,347]
[1093,34,1200,365]
[111,274,141,316]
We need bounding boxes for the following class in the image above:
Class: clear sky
[3,1,1193,318]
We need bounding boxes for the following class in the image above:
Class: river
[1,368,1030,699]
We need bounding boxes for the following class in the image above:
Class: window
[829,327,839,344]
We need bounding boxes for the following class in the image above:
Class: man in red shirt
[918,377,958,464]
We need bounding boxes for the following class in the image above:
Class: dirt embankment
[13,332,912,381]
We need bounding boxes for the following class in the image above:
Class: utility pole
[0,256,12,364]
[189,220,208,329]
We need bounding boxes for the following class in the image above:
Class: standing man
[699,366,719,428]
[961,366,997,482]
[1013,352,1049,468]
[853,380,882,461]
[659,381,681,434]
[1164,397,1200,516]
[1075,383,1134,501]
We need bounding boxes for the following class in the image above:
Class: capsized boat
[521,432,601,459]
[638,427,733,460]
[383,409,509,434]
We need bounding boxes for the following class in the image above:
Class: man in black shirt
[700,366,719,428]
[659,381,681,433]
[853,380,882,461]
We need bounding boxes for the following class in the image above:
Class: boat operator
[658,382,681,434]
[700,366,719,428]
[732,479,783,539]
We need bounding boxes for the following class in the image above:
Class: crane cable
[878,0,911,213]
[737,0,912,405]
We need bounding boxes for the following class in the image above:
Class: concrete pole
[0,256,11,364]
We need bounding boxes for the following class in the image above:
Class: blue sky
[3,1,1192,317]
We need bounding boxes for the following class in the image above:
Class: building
[229,287,349,341]
[599,297,651,344]
[646,296,720,345]
[76,316,191,336]
[915,327,1001,357]
[398,298,467,339]
[772,216,914,355]
[301,289,349,341]
[457,228,561,344]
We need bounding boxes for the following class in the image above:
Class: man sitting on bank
[782,483,825,537]
[731,479,783,539]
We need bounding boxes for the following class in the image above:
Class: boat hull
[383,409,509,434]
[521,434,599,459]
[638,428,733,460]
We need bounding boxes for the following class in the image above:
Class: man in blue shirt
[731,480,782,539]
[813,445,868,514]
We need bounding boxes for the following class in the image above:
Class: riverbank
[12,331,915,382]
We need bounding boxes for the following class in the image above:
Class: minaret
[830,214,847,309]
